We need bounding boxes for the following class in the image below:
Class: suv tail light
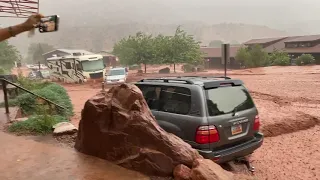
[195,125,220,144]
[253,115,260,131]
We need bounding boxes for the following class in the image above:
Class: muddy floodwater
[5,65,320,180]
[65,65,320,180]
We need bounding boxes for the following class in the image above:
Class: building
[200,46,242,69]
[96,50,118,67]
[244,35,320,63]
[42,49,94,60]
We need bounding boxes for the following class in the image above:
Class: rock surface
[53,122,77,135]
[75,83,202,177]
[159,67,170,74]
[190,159,234,180]
[173,164,192,180]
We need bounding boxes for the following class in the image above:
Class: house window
[286,43,298,48]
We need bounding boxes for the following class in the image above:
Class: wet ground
[0,131,148,180]
[64,65,320,180]
[3,65,320,180]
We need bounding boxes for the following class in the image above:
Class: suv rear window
[206,85,254,116]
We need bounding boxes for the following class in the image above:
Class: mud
[9,65,319,180]
[251,125,320,180]
[0,131,148,180]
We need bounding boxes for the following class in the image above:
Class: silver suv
[135,76,263,163]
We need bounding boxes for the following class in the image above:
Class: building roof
[284,34,320,43]
[263,36,302,53]
[42,49,94,56]
[243,37,287,45]
[200,46,241,58]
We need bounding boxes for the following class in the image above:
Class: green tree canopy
[235,47,250,66]
[113,32,156,73]
[0,41,21,71]
[26,43,55,64]
[113,27,202,73]
[235,45,269,68]
[160,26,202,72]
[208,40,223,47]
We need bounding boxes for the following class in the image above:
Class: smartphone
[39,15,60,33]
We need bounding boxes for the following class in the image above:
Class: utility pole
[221,44,230,77]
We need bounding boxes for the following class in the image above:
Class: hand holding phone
[39,15,60,33]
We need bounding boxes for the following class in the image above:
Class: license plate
[111,80,118,82]
[231,124,243,135]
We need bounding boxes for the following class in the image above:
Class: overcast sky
[1,0,320,29]
[2,0,320,56]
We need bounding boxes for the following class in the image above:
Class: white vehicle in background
[46,53,105,83]
[105,67,128,84]
[26,64,48,70]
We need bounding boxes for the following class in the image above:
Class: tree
[113,27,202,73]
[161,26,202,72]
[296,54,315,66]
[26,43,55,64]
[235,45,268,68]
[269,50,291,66]
[113,32,156,73]
[208,40,223,47]
[249,45,269,67]
[0,41,21,71]
[235,47,250,67]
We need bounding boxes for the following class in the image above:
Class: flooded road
[0,131,148,180]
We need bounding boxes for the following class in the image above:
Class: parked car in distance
[105,67,128,84]
[28,70,50,79]
[135,76,263,163]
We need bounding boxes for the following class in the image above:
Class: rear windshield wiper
[231,101,247,116]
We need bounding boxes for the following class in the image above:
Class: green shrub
[0,98,19,108]
[0,67,7,74]
[269,50,291,66]
[8,114,68,135]
[296,54,315,66]
[272,57,291,66]
[17,83,73,117]
[17,76,52,91]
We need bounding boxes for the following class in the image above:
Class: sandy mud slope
[251,125,320,180]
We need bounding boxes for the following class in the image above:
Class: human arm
[0,13,43,42]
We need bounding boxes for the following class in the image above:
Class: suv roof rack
[139,78,194,84]
[176,76,231,80]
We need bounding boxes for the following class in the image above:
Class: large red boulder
[174,164,192,180]
[75,83,202,177]
[190,159,234,180]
